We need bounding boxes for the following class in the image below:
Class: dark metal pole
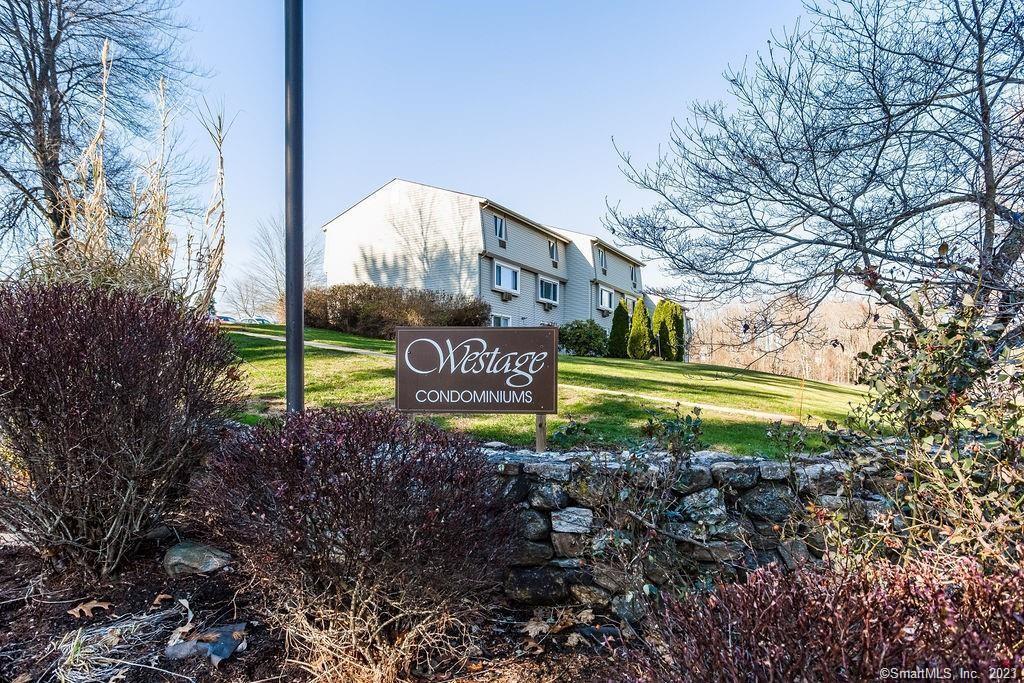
[284,0,304,412]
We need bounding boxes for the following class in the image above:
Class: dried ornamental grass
[51,606,187,683]
[20,41,226,313]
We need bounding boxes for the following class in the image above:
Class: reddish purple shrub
[202,408,519,678]
[636,560,1024,682]
[209,407,517,583]
[0,283,244,576]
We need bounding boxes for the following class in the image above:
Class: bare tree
[18,50,226,314]
[225,215,325,319]
[609,0,1024,357]
[0,0,193,250]
[692,298,883,383]
[223,277,262,319]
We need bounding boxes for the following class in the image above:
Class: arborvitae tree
[628,301,655,359]
[607,301,630,358]
[672,305,689,362]
[652,299,674,360]
[657,317,672,360]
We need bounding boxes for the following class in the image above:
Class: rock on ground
[163,541,231,578]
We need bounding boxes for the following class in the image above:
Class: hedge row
[304,284,491,339]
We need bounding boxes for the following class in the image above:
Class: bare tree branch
[608,0,1024,355]
[0,0,196,251]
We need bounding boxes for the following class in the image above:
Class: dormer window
[494,215,507,241]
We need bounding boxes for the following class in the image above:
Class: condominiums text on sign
[395,327,558,414]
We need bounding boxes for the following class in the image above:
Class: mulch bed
[1,540,639,682]
[1,538,284,682]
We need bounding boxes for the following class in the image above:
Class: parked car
[215,315,237,323]
[241,317,273,324]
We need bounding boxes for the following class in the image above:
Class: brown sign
[395,327,558,414]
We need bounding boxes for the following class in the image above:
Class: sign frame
[394,326,559,416]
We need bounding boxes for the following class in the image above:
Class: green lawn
[226,323,395,353]
[228,326,863,457]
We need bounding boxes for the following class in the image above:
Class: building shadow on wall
[354,194,479,295]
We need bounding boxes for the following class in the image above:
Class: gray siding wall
[479,255,564,327]
[591,243,644,332]
[561,233,597,326]
[481,206,565,282]
[323,179,483,296]
[557,231,644,332]
[593,243,642,297]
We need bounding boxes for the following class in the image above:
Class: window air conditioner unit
[602,268,608,275]
[542,302,554,312]
[600,309,611,317]
[500,292,514,302]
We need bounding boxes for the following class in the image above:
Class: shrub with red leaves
[635,559,1024,682]
[202,408,519,680]
[0,283,244,577]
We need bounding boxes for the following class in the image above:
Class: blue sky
[176,0,805,294]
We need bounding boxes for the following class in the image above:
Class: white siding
[323,179,483,296]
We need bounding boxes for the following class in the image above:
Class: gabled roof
[481,200,570,244]
[321,178,484,230]
[322,179,644,265]
[548,226,646,267]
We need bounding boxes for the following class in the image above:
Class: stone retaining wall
[484,444,894,619]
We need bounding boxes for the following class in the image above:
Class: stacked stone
[483,443,895,620]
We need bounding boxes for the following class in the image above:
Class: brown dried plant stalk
[21,41,225,310]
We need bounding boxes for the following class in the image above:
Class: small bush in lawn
[303,283,490,339]
[559,319,608,356]
[202,408,519,682]
[634,559,1024,682]
[0,283,244,577]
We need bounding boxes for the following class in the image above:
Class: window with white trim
[598,286,615,311]
[491,315,511,327]
[548,240,558,262]
[493,260,519,293]
[598,247,607,269]
[538,277,559,304]
[494,215,506,240]
[625,296,638,315]
[630,265,638,284]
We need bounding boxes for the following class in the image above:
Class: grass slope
[228,326,862,457]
